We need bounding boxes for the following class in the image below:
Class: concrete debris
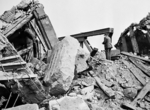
[80,86,95,101]
[0,0,150,110]
[3,104,39,110]
[73,76,95,87]
[30,57,48,77]
[75,47,89,74]
[87,102,104,110]
[44,36,80,96]
[80,85,94,95]
[123,88,138,100]
[49,96,90,110]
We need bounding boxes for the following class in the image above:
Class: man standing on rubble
[102,33,112,60]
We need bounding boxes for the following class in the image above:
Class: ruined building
[0,0,150,110]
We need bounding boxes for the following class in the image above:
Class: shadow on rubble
[0,82,23,109]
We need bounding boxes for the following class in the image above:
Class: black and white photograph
[0,0,150,110]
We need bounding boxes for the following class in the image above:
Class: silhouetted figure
[102,33,112,60]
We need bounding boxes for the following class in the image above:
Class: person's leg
[105,49,109,60]
[108,49,110,60]
[107,48,111,60]
[108,48,111,60]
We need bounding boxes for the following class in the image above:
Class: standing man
[102,33,112,60]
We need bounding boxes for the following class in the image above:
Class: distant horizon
[0,0,150,51]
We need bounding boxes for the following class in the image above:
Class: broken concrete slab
[123,88,138,100]
[17,0,32,10]
[75,47,89,73]
[3,104,39,110]
[80,85,94,101]
[80,85,94,95]
[49,96,90,110]
[87,102,104,110]
[73,77,95,87]
[44,36,80,95]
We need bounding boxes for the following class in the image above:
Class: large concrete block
[44,36,80,95]
[49,96,90,110]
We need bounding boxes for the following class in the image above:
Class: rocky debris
[123,88,138,100]
[3,104,39,110]
[73,76,95,87]
[30,57,48,78]
[9,78,47,104]
[44,36,80,96]
[75,47,89,74]
[0,0,150,110]
[49,96,90,110]
[83,54,150,110]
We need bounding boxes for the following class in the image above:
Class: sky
[0,0,150,50]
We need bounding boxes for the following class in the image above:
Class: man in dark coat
[102,33,112,60]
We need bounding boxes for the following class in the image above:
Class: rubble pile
[0,0,150,110]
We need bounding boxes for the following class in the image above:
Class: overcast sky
[0,0,150,50]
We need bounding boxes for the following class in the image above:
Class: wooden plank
[133,81,150,103]
[0,71,37,81]
[0,55,20,61]
[130,29,139,53]
[0,62,26,66]
[120,36,128,52]
[0,55,20,63]
[2,14,33,37]
[59,28,114,40]
[84,39,93,52]
[146,31,150,44]
[33,7,58,50]
[18,46,32,55]
[88,71,115,97]
[121,52,150,62]
[129,57,150,77]
[0,62,26,71]
[122,60,146,85]
[30,21,47,51]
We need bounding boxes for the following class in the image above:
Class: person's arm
[102,37,106,44]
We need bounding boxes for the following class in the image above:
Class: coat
[102,36,112,49]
